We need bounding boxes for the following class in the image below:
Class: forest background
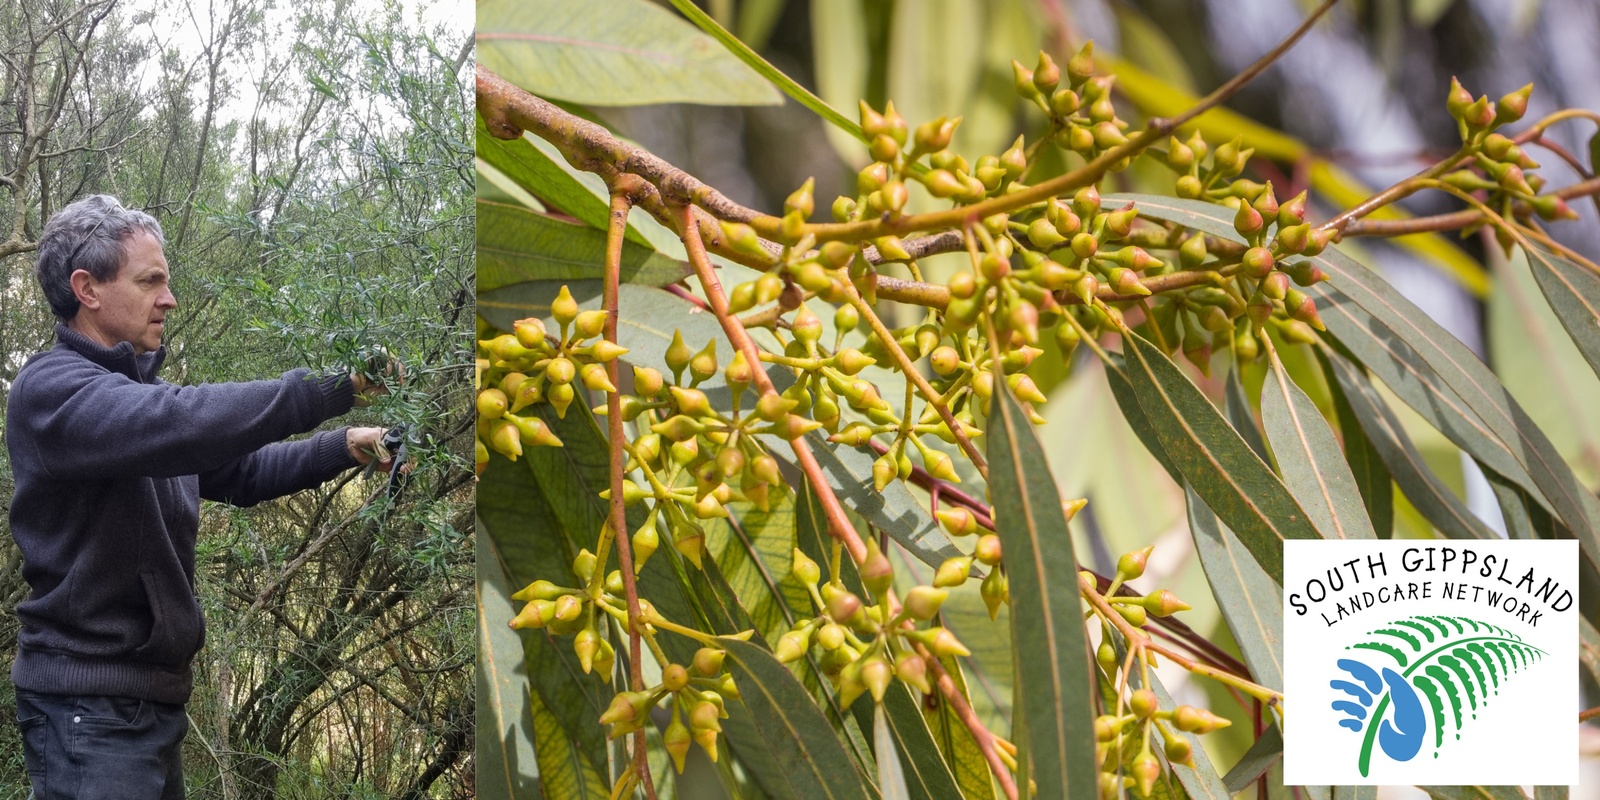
[0,0,475,797]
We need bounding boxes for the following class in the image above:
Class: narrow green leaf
[476,201,691,291]
[475,113,643,243]
[1534,786,1569,800]
[1185,485,1282,691]
[666,0,860,135]
[1220,724,1282,795]
[1480,462,1565,540]
[528,682,610,799]
[1261,351,1377,539]
[1320,349,1497,540]
[718,638,878,800]
[879,681,966,800]
[1419,787,1530,800]
[874,705,911,800]
[1225,367,1270,464]
[478,448,615,785]
[986,383,1097,800]
[1103,353,1181,484]
[478,0,782,107]
[1331,787,1377,800]
[1525,243,1600,382]
[1121,193,1600,557]
[477,528,545,800]
[1122,332,1321,584]
[1321,352,1394,538]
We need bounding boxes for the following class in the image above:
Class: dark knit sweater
[6,325,359,703]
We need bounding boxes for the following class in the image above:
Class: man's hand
[347,427,397,471]
[351,347,405,408]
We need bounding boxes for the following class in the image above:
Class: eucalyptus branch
[603,183,660,800]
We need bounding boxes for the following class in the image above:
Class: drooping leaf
[1220,724,1282,795]
[986,383,1097,800]
[718,638,879,800]
[1103,353,1181,484]
[527,682,610,799]
[1320,352,1394,538]
[1420,787,1531,800]
[1121,331,1321,584]
[1261,350,1377,540]
[1524,242,1600,383]
[1185,485,1282,691]
[478,448,614,786]
[874,704,911,800]
[879,680,966,800]
[476,201,691,291]
[477,528,545,800]
[477,0,782,107]
[1319,349,1498,541]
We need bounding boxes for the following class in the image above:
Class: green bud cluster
[774,543,975,708]
[475,285,631,470]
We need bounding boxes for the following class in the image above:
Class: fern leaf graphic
[1330,615,1545,777]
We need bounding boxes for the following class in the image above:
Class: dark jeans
[15,689,188,800]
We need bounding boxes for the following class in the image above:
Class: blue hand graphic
[1329,659,1427,762]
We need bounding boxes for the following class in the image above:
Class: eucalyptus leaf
[1225,368,1270,464]
[1186,485,1283,691]
[1525,242,1600,382]
[868,681,966,800]
[477,0,781,107]
[1220,724,1282,795]
[1320,353,1394,538]
[1319,348,1498,540]
[475,113,644,243]
[987,383,1098,800]
[920,655,997,800]
[1418,788,1530,800]
[718,638,879,800]
[476,527,544,800]
[476,201,691,291]
[1122,332,1321,584]
[1261,351,1377,540]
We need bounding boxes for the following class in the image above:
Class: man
[6,194,396,798]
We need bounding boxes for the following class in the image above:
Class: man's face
[80,231,178,355]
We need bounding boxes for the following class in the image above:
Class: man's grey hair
[35,195,165,322]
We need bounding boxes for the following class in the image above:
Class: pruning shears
[363,423,410,501]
